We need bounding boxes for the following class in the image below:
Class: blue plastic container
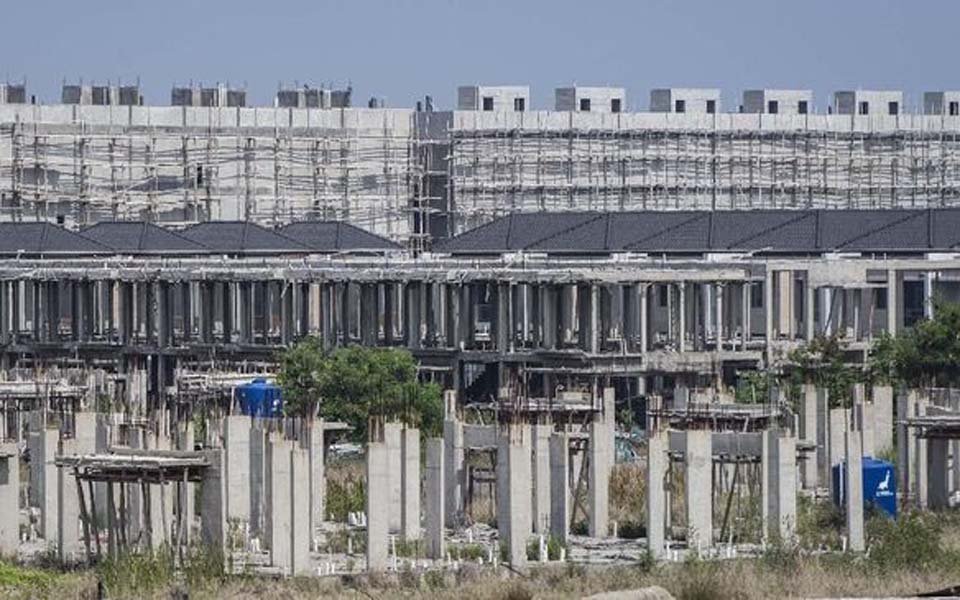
[832,457,897,518]
[235,378,283,417]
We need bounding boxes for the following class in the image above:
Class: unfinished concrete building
[741,89,812,115]
[0,208,955,407]
[6,81,960,249]
[555,86,625,113]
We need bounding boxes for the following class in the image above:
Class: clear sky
[1,0,955,112]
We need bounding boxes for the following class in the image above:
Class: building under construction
[4,82,960,250]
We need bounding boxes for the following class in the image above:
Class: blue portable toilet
[235,378,283,417]
[832,457,897,518]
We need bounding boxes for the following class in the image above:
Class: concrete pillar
[424,438,445,559]
[924,271,935,320]
[765,432,797,543]
[385,422,403,533]
[443,397,464,528]
[308,419,325,533]
[267,437,293,573]
[777,270,793,338]
[829,408,847,470]
[805,279,816,340]
[678,282,686,352]
[897,390,917,505]
[223,416,251,524]
[684,430,712,550]
[845,418,865,552]
[639,284,649,353]
[0,443,19,554]
[587,389,615,539]
[549,432,569,544]
[400,427,420,541]
[927,438,950,509]
[366,430,389,572]
[290,445,311,575]
[799,384,818,490]
[764,271,774,358]
[249,421,267,536]
[873,385,894,455]
[497,423,530,569]
[40,428,59,544]
[915,397,929,508]
[646,429,668,559]
[200,449,226,553]
[531,423,551,534]
[887,269,899,335]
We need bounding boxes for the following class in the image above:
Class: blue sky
[1,0,954,111]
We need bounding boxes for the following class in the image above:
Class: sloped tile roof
[179,222,308,254]
[438,208,960,255]
[0,223,110,255]
[279,221,400,252]
[80,222,209,254]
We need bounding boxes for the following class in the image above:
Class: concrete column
[267,437,293,573]
[308,419,325,533]
[405,282,422,350]
[927,438,950,509]
[531,423,551,534]
[678,282,686,352]
[0,443,19,554]
[549,432,569,544]
[497,423,530,569]
[887,269,899,335]
[765,432,797,543]
[443,397,464,528]
[924,271,935,320]
[249,421,267,536]
[223,416,251,524]
[799,384,819,491]
[845,417,865,552]
[685,430,712,550]
[639,284,649,353]
[915,398,929,508]
[366,429,389,572]
[897,390,917,505]
[764,270,774,355]
[400,427,421,541]
[200,449,226,554]
[291,445,311,575]
[804,277,815,341]
[646,429,668,559]
[588,397,612,538]
[40,428,59,544]
[873,385,894,455]
[715,283,724,349]
[425,438,444,559]
[385,422,403,533]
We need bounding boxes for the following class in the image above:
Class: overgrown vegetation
[277,341,443,440]
[869,298,960,388]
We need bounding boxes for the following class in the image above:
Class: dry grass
[160,557,960,600]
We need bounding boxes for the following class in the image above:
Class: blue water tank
[832,457,897,518]
[235,378,283,417]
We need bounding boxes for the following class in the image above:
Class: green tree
[276,341,443,441]
[787,333,861,408]
[868,299,960,388]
